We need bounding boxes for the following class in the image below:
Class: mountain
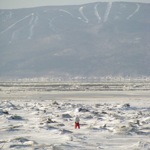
[0,2,150,78]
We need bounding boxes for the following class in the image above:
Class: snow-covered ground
[0,83,150,150]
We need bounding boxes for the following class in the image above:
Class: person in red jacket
[75,115,80,129]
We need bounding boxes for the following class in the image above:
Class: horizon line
[0,0,150,10]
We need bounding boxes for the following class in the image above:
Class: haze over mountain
[0,1,150,78]
[0,0,150,9]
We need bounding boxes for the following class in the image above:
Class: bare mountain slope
[0,2,150,77]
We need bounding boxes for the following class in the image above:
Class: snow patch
[127,4,140,20]
[104,2,112,22]
[79,6,89,23]
[94,3,102,23]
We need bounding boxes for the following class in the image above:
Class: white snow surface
[79,6,89,23]
[0,14,33,34]
[28,15,38,39]
[127,4,140,20]
[0,88,150,150]
[94,3,102,23]
[104,2,112,22]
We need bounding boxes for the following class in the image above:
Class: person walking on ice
[75,115,80,129]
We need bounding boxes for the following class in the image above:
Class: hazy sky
[0,0,150,9]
